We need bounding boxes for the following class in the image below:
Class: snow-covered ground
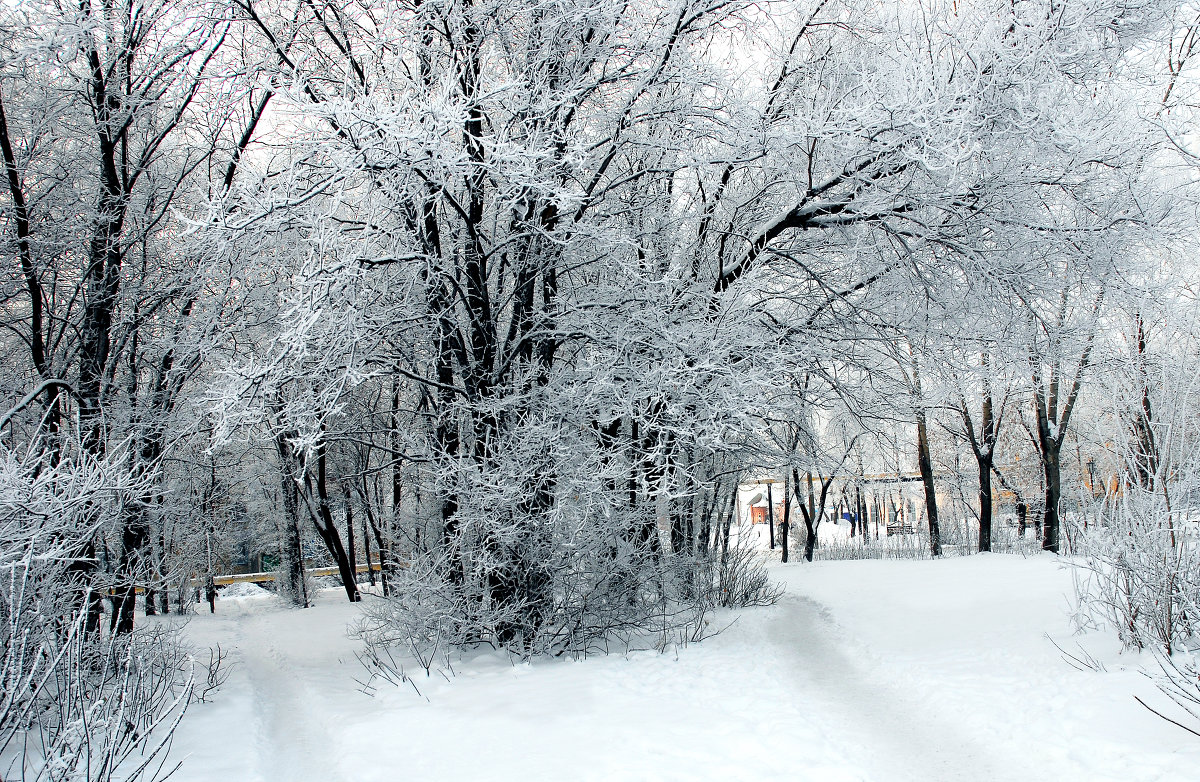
[168,554,1200,781]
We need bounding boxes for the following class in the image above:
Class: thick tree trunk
[111,506,149,634]
[807,473,816,533]
[65,540,103,634]
[115,425,171,633]
[72,71,131,628]
[1042,446,1062,553]
[697,478,716,560]
[977,455,993,552]
[275,443,309,607]
[434,349,461,583]
[961,362,999,554]
[144,578,157,616]
[1031,330,1095,554]
[797,470,818,562]
[856,487,866,542]
[670,494,687,555]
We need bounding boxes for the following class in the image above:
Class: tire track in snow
[769,595,1034,782]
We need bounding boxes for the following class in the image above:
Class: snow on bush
[0,444,194,781]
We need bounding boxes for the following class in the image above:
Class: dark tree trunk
[960,357,1001,554]
[361,489,376,587]
[359,478,391,597]
[275,437,309,608]
[636,415,666,558]
[72,69,131,632]
[0,90,63,450]
[977,456,993,552]
[670,496,687,555]
[915,408,942,557]
[1128,313,1159,491]
[796,470,818,562]
[111,507,149,634]
[1041,447,1062,553]
[628,418,640,511]
[115,418,172,633]
[780,472,790,563]
[65,539,103,634]
[855,484,865,542]
[311,442,360,602]
[144,581,157,616]
[633,417,662,558]
[807,473,817,532]
[433,334,462,583]
[1031,323,1095,554]
[158,528,171,615]
[697,479,716,560]
[719,481,736,570]
[344,484,357,586]
[766,480,776,550]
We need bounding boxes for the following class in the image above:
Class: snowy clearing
[169,554,1199,781]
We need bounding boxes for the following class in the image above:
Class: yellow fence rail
[211,562,383,587]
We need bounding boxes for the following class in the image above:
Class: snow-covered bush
[0,445,193,781]
[1073,488,1200,655]
[355,506,781,682]
[353,552,468,679]
[4,615,195,782]
[354,498,688,662]
[711,521,782,609]
[812,532,932,561]
[1070,460,1200,658]
[1073,327,1200,657]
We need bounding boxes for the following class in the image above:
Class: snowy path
[170,595,366,782]
[170,556,1200,781]
[238,618,340,781]
[767,595,1028,782]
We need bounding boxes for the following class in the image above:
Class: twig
[1134,695,1200,738]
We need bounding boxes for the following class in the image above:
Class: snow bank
[218,581,273,600]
